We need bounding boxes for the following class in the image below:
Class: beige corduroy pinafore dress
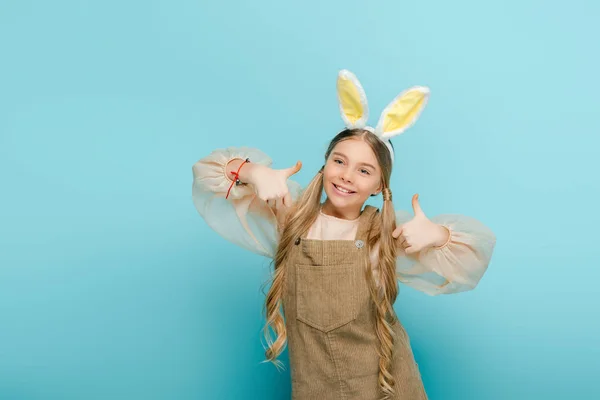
[282,205,428,400]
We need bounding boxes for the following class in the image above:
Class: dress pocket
[295,263,358,332]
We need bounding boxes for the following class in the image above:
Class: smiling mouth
[333,183,356,194]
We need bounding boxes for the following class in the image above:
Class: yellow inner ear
[338,78,364,123]
[382,89,426,133]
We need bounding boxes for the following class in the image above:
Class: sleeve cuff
[432,224,452,250]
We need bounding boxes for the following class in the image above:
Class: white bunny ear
[375,86,430,139]
[337,69,369,129]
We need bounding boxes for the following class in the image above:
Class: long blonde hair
[262,129,399,399]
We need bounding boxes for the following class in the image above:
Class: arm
[192,146,302,258]
[394,209,497,295]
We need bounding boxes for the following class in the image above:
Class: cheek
[359,177,381,194]
[322,165,337,183]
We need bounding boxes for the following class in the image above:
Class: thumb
[282,191,292,207]
[392,225,403,239]
[283,160,302,178]
[412,193,425,216]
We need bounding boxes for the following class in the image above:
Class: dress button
[355,239,364,249]
[294,238,301,245]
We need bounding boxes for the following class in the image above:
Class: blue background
[1,0,598,399]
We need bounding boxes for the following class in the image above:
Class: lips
[332,183,356,195]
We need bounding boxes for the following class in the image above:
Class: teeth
[335,184,353,194]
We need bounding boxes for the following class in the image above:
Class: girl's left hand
[392,194,450,255]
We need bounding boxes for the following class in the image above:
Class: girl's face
[322,138,383,218]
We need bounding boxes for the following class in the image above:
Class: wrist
[225,158,254,184]
[432,225,451,249]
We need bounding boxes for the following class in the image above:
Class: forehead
[330,138,379,166]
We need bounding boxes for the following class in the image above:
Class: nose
[340,170,353,183]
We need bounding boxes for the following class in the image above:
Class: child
[192,70,496,400]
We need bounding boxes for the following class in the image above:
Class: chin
[325,190,360,209]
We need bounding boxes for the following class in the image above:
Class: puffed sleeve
[192,146,303,258]
[394,210,496,296]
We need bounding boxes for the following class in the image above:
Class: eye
[360,168,371,175]
[334,159,344,164]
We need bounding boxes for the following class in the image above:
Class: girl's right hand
[247,161,302,207]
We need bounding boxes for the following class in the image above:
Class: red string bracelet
[225,158,250,199]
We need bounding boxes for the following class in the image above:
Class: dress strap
[355,205,379,241]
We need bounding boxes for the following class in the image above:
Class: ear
[375,86,430,140]
[372,182,383,196]
[337,69,369,129]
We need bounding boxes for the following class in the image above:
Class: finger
[283,160,302,178]
[392,226,403,239]
[404,245,417,254]
[282,192,292,207]
[412,193,424,216]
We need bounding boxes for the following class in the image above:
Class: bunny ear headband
[336,69,430,164]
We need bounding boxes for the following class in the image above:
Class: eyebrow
[331,152,378,171]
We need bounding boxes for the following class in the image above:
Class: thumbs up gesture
[246,161,302,207]
[392,194,450,254]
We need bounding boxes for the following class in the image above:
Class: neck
[321,199,362,220]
